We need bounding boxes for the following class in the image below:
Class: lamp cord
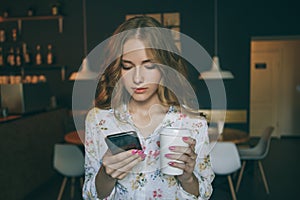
[214,0,218,56]
[83,0,87,57]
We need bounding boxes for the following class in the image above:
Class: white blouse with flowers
[83,106,214,200]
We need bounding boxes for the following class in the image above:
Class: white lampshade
[199,0,234,80]
[69,58,98,80]
[199,56,234,79]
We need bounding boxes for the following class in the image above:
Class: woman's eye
[121,64,133,70]
[144,64,157,70]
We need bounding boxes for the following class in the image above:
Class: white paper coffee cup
[160,127,191,175]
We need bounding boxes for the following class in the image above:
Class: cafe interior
[0,0,299,199]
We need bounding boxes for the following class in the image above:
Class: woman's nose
[133,66,144,84]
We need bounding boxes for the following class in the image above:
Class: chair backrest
[252,126,274,159]
[53,144,85,177]
[210,142,241,175]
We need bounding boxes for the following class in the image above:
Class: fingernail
[131,149,138,155]
[141,153,146,160]
[182,137,189,141]
[165,154,171,158]
[138,150,144,155]
[169,146,175,150]
[168,162,175,166]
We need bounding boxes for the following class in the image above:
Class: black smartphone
[105,131,142,154]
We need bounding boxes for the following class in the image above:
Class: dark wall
[1,0,300,128]
[0,109,67,199]
[0,0,83,72]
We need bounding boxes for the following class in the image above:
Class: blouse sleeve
[82,109,116,200]
[177,118,215,200]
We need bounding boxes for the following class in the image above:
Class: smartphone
[105,131,142,154]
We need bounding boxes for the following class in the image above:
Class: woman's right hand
[101,149,146,180]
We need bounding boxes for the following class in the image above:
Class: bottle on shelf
[35,44,42,65]
[46,44,54,65]
[7,47,15,66]
[12,28,18,42]
[0,29,5,43]
[3,10,9,18]
[51,5,59,16]
[27,8,35,16]
[15,47,22,66]
[0,47,4,66]
[22,43,31,65]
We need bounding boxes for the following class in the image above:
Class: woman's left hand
[167,136,197,183]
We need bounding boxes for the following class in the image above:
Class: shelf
[0,65,66,80]
[0,15,64,33]
[0,15,63,22]
[0,65,65,70]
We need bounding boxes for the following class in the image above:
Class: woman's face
[121,39,162,104]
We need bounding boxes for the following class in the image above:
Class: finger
[182,137,196,146]
[117,155,143,174]
[166,153,196,165]
[104,154,143,178]
[117,172,129,180]
[167,146,197,167]
[191,142,197,153]
[109,169,127,179]
[170,146,193,155]
[109,154,143,179]
[103,150,146,178]
[183,137,197,152]
[108,168,129,180]
[165,153,188,163]
[168,161,194,173]
[108,151,142,170]
[103,152,140,175]
[107,149,141,165]
[103,149,144,168]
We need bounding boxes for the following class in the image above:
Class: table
[0,115,21,123]
[208,127,249,144]
[64,130,85,145]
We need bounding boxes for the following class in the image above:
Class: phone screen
[105,131,142,154]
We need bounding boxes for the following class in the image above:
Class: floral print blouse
[83,106,214,200]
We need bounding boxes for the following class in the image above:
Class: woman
[83,16,214,199]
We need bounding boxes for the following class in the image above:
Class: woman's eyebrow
[121,59,133,64]
[141,59,152,64]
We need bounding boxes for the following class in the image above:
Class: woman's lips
[133,87,147,93]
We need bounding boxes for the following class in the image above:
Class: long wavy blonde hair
[94,16,195,114]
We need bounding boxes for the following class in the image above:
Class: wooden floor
[25,137,300,200]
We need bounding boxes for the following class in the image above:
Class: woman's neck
[128,97,169,137]
[128,95,162,115]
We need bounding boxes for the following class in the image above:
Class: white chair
[210,142,241,200]
[53,144,85,200]
[235,126,274,194]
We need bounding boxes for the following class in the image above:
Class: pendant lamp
[199,0,234,79]
[69,0,98,80]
